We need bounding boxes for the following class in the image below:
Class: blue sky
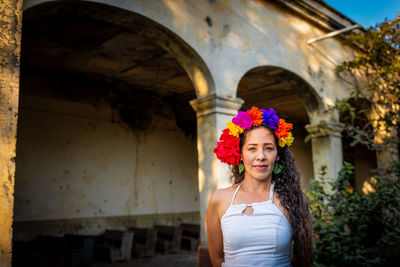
[324,0,400,28]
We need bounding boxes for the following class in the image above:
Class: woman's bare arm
[206,190,225,267]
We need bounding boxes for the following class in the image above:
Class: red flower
[214,130,240,165]
[220,129,232,141]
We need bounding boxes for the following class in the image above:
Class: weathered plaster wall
[0,0,22,265]
[14,93,199,223]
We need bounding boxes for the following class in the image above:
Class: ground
[93,250,197,267]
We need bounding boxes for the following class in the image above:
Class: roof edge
[271,0,361,33]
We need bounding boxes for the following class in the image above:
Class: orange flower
[247,106,263,126]
[275,119,293,139]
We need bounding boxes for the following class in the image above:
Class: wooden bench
[180,223,200,251]
[130,227,158,258]
[94,230,134,263]
[64,234,95,266]
[154,225,182,254]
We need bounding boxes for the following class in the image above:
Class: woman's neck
[241,176,272,193]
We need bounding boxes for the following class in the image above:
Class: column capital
[305,120,345,138]
[190,94,244,117]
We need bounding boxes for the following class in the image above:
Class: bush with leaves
[307,162,400,267]
[335,15,399,153]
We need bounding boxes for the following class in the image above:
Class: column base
[197,245,212,267]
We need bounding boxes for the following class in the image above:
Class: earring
[239,162,245,174]
[273,162,283,174]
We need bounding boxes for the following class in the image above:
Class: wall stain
[124,133,142,214]
[151,180,158,214]
[222,24,230,37]
[205,16,213,27]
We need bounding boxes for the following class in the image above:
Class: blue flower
[261,108,279,130]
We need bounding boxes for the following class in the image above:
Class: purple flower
[262,108,279,129]
[232,111,253,129]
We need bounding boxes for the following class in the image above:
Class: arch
[338,96,377,192]
[23,0,215,98]
[15,0,202,239]
[237,65,324,120]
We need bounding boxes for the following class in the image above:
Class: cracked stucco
[0,0,22,266]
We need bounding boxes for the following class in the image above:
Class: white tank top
[221,182,292,267]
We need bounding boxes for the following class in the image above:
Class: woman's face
[241,127,279,181]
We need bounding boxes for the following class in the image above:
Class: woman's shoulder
[208,185,238,219]
[208,184,239,209]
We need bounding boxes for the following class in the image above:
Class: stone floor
[92,250,197,267]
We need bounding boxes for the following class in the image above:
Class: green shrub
[307,161,400,267]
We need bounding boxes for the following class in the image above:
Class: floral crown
[213,106,294,165]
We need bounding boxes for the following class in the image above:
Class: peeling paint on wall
[0,0,22,265]
[14,94,199,223]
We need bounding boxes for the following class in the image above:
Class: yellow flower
[226,121,244,138]
[279,132,294,147]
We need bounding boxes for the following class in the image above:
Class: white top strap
[230,182,243,205]
[269,183,274,201]
[231,182,274,204]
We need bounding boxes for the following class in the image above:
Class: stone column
[305,121,344,182]
[190,94,243,248]
[0,0,22,266]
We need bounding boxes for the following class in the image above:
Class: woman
[206,106,313,267]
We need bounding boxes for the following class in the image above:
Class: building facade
[0,0,378,265]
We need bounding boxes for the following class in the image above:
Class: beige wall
[14,93,199,222]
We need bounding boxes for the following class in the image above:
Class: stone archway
[22,0,216,98]
[237,66,323,121]
[11,1,216,264]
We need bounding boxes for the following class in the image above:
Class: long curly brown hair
[230,125,313,267]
